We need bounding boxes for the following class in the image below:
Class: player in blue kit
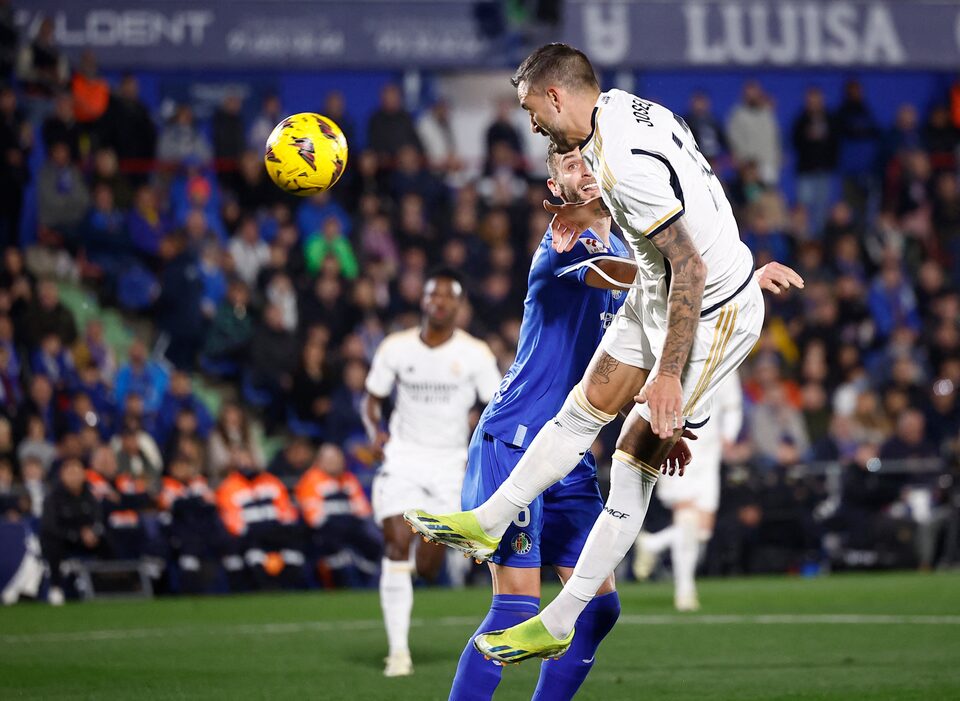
[447,143,640,701]
[443,144,801,700]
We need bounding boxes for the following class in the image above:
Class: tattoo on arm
[649,217,707,379]
[589,353,620,385]
[574,197,609,218]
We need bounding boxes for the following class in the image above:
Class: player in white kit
[405,44,802,664]
[634,372,744,611]
[363,268,501,677]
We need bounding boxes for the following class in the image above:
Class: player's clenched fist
[636,373,684,439]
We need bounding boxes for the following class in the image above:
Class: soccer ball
[264,113,348,196]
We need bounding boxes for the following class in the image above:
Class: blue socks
[531,591,621,701]
[448,591,621,701]
[448,594,540,701]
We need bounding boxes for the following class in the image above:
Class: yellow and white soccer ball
[264,113,348,196]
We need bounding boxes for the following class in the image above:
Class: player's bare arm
[361,393,389,460]
[582,258,639,290]
[587,259,803,293]
[635,216,707,439]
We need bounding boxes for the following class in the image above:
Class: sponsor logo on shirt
[580,237,607,255]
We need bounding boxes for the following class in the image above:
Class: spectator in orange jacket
[216,449,304,590]
[87,444,157,559]
[296,443,381,587]
[71,50,109,126]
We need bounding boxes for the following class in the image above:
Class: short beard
[558,184,583,205]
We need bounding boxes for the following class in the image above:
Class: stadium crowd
[1,17,959,600]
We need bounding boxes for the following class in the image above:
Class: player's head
[546,144,599,205]
[422,267,465,331]
[512,43,599,153]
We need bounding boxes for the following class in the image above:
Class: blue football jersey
[477,228,630,448]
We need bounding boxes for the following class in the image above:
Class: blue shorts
[461,428,603,568]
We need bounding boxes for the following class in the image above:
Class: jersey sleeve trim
[643,205,684,238]
[578,105,599,152]
[630,148,684,207]
[629,148,686,238]
[699,251,756,317]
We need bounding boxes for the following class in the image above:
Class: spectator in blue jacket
[297,190,350,243]
[154,370,213,446]
[868,258,922,341]
[114,339,169,415]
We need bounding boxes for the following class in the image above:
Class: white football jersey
[579,89,755,322]
[365,328,501,451]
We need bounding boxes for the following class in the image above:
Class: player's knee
[556,385,617,439]
[595,575,617,597]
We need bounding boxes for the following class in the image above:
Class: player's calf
[532,591,621,701]
[449,593,540,700]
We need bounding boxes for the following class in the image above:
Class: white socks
[380,558,414,655]
[540,452,659,639]
[672,510,700,600]
[474,386,616,538]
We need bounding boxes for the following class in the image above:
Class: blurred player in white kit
[363,268,501,678]
[634,371,744,611]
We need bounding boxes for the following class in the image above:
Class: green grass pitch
[2,572,959,700]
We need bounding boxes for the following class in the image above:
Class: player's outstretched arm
[755,261,805,295]
[584,258,639,289]
[635,217,707,439]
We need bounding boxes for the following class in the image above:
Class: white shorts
[601,278,764,428]
[657,435,722,512]
[371,443,466,523]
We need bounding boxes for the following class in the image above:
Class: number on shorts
[513,508,530,528]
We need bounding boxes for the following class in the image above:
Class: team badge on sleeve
[579,237,608,255]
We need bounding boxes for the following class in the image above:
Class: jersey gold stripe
[601,163,617,191]
[642,204,684,237]
[682,305,730,416]
[685,304,737,416]
[683,303,738,417]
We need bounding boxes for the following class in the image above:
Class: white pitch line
[3,613,960,645]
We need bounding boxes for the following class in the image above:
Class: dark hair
[425,265,465,293]
[511,43,599,93]
[545,141,562,180]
